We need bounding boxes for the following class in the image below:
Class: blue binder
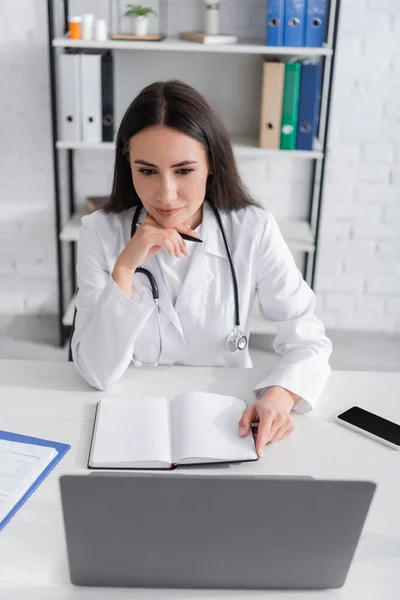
[305,0,328,47]
[296,63,322,151]
[0,430,70,532]
[266,0,284,46]
[284,0,306,47]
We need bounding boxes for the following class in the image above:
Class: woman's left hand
[238,386,300,458]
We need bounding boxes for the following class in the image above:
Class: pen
[180,233,203,243]
[135,223,203,243]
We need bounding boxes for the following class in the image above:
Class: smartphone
[336,406,400,450]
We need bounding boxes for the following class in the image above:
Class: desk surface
[0,360,399,599]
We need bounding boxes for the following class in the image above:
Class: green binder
[280,63,301,150]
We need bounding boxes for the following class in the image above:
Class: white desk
[0,360,399,599]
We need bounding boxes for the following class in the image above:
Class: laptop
[59,473,375,590]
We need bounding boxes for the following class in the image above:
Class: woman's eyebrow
[133,159,199,168]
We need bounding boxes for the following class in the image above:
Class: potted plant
[124,4,157,36]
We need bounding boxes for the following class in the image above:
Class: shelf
[278,220,315,252]
[56,141,115,151]
[59,212,84,241]
[233,136,323,159]
[60,212,315,252]
[56,137,323,160]
[53,36,332,57]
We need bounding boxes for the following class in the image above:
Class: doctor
[72,79,332,457]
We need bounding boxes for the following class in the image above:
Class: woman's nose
[157,176,177,201]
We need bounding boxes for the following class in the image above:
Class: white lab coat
[72,202,332,413]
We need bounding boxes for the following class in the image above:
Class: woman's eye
[138,168,194,176]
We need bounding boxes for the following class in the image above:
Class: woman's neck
[186,204,203,229]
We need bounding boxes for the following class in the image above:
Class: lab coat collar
[123,207,185,337]
[174,201,229,314]
[201,200,229,259]
[122,201,229,329]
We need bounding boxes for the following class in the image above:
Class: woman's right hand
[112,215,200,295]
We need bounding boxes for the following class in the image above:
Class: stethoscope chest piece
[227,326,248,353]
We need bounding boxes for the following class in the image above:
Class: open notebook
[88,392,258,469]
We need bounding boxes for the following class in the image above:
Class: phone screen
[338,406,400,447]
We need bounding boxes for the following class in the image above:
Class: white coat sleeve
[252,213,332,413]
[71,217,155,390]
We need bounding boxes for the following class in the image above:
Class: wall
[315,0,400,332]
[0,0,399,331]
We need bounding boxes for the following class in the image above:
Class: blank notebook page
[171,392,257,464]
[90,397,171,467]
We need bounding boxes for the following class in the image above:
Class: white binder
[80,52,102,144]
[59,53,81,141]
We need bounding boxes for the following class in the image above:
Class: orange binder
[259,61,285,150]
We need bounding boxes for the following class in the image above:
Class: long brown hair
[103,79,259,213]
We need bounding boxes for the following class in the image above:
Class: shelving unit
[47,0,341,346]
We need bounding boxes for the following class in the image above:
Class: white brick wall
[0,0,56,315]
[315,0,400,332]
[0,0,399,333]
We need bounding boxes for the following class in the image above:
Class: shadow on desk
[0,362,265,403]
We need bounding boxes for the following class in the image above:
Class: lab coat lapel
[144,254,184,336]
[124,208,184,336]
[174,202,226,315]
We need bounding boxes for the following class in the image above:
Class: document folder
[0,430,70,532]
[59,52,81,141]
[305,0,328,47]
[280,62,301,150]
[296,62,322,150]
[266,0,284,46]
[259,61,285,149]
[283,0,306,47]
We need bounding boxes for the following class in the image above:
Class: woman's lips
[155,207,182,217]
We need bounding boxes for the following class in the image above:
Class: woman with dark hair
[72,79,332,457]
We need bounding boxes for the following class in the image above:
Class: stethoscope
[131,201,248,365]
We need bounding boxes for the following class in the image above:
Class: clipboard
[0,430,71,532]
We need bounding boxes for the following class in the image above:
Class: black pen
[135,222,203,243]
[180,233,203,243]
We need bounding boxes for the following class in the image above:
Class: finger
[238,406,256,437]
[162,236,175,257]
[172,230,189,256]
[168,229,188,258]
[167,231,183,258]
[176,223,202,238]
[256,414,275,457]
[266,418,285,445]
[177,234,189,256]
[270,414,294,441]
[269,422,295,444]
